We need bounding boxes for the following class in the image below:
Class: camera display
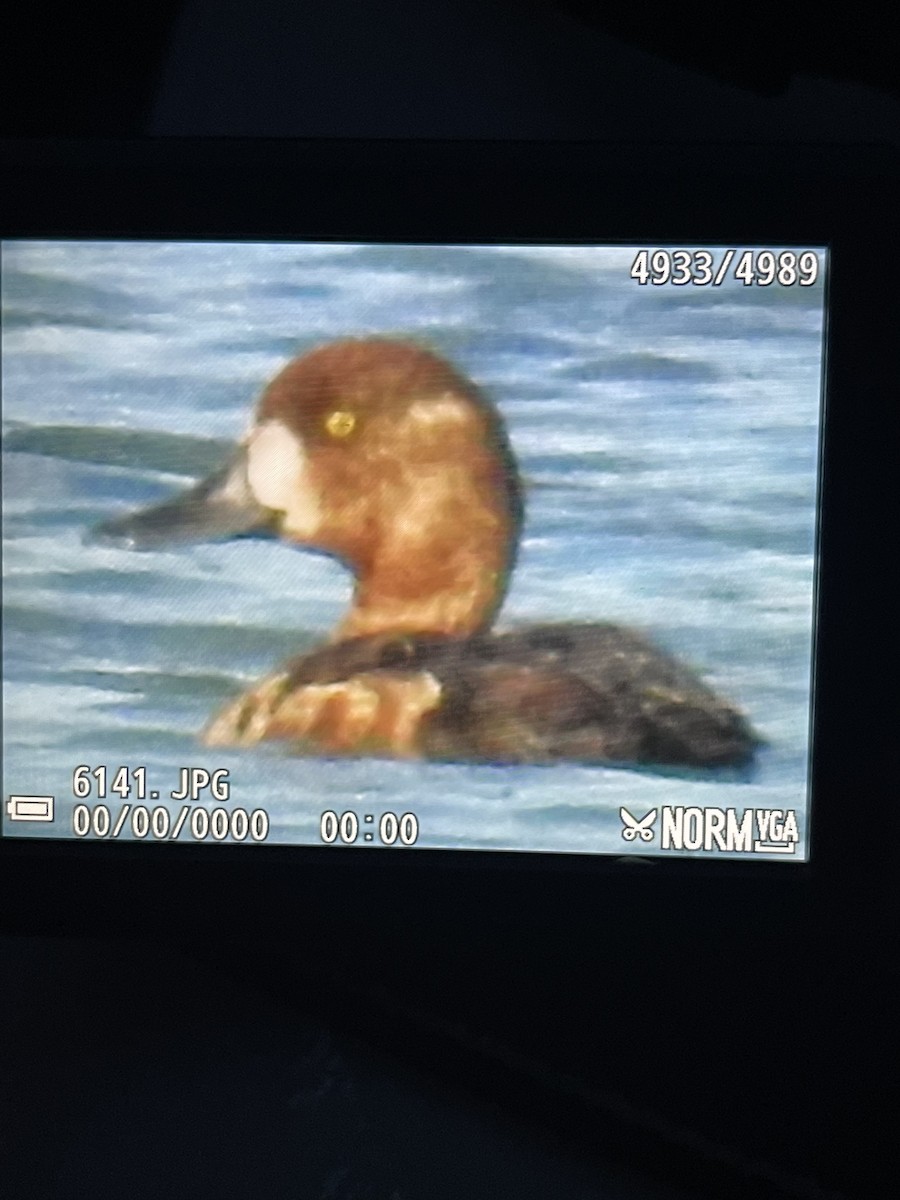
[2,241,826,858]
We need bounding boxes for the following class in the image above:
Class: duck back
[269,624,759,769]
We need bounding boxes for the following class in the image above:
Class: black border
[1,140,894,895]
[0,139,896,1199]
[0,138,877,887]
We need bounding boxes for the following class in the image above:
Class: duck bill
[90,446,278,550]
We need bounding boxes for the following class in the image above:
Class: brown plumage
[94,338,758,769]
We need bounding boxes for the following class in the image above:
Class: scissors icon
[619,807,657,842]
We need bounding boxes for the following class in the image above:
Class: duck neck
[334,489,520,642]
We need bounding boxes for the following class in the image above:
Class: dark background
[2,4,897,1199]
[3,1,899,141]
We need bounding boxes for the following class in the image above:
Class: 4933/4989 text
[630,249,819,287]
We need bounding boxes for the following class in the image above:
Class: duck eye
[324,410,356,439]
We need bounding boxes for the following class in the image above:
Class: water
[1,242,825,858]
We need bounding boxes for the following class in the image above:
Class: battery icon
[6,795,55,822]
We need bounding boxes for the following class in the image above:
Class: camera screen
[2,241,826,859]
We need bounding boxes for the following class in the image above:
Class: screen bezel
[0,137,893,916]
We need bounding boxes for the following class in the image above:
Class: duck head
[93,339,524,640]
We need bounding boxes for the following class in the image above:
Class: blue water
[1,242,825,858]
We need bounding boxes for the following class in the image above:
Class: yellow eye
[325,410,356,439]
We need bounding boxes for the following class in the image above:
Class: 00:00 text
[320,810,419,846]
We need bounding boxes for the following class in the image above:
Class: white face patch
[245,420,322,537]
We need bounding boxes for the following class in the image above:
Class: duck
[93,337,759,768]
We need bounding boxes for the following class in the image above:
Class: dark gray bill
[89,446,278,550]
